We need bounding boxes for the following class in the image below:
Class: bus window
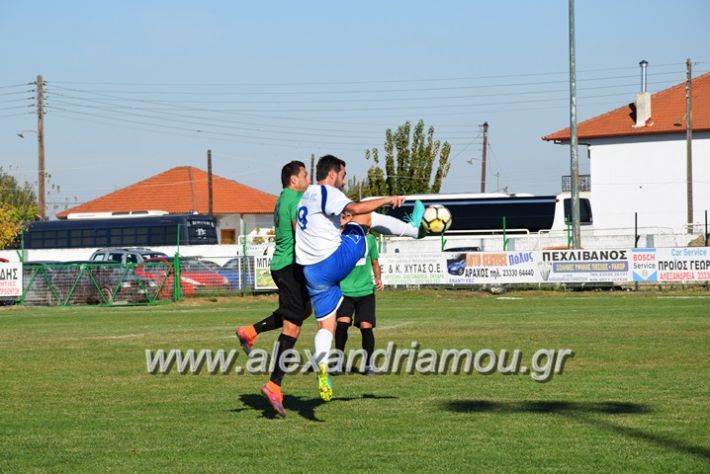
[21,214,216,249]
[563,198,593,225]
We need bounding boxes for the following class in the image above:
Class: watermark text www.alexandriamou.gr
[145,342,574,383]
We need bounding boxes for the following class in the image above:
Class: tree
[353,120,451,198]
[0,168,38,249]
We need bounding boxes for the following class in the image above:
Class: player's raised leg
[348,203,427,239]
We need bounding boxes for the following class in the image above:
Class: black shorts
[272,264,311,326]
[337,293,376,328]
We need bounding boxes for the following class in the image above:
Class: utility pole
[36,75,46,219]
[310,153,315,181]
[686,58,694,233]
[207,149,213,217]
[568,0,581,248]
[480,122,489,193]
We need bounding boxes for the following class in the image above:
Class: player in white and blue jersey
[295,154,427,401]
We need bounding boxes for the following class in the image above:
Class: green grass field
[1,291,709,473]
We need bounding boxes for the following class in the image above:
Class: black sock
[335,321,350,353]
[269,334,297,386]
[253,312,283,334]
[360,328,375,367]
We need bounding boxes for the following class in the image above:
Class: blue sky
[1,1,709,215]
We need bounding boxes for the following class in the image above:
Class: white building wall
[216,213,274,241]
[588,132,710,232]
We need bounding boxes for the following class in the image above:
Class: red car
[138,257,229,298]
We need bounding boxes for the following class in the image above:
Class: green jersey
[340,234,379,297]
[270,188,302,271]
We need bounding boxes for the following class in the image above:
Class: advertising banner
[380,254,447,285]
[446,251,537,284]
[537,249,629,283]
[254,255,277,290]
[0,262,23,297]
[630,248,658,282]
[655,247,710,282]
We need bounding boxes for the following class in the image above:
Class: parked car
[23,260,157,305]
[219,257,255,290]
[70,260,158,304]
[138,257,229,297]
[90,248,169,264]
[198,260,221,272]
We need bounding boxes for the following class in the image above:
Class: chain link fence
[5,225,709,306]
[19,255,261,306]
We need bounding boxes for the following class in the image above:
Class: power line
[46,108,372,150]
[45,94,381,138]
[45,71,685,97]
[46,61,686,87]
[44,78,682,105]
[0,83,31,89]
[0,112,33,118]
[0,105,33,112]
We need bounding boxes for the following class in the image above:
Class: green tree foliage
[350,120,451,198]
[0,168,38,249]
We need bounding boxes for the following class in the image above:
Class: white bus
[382,192,592,234]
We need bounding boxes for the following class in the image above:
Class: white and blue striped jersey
[295,184,352,265]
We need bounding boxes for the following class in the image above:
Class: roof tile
[57,166,277,218]
[543,71,710,141]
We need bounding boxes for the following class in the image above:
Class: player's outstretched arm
[345,196,405,216]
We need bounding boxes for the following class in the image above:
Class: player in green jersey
[335,222,382,376]
[235,160,311,417]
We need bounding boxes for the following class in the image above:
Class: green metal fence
[19,256,258,306]
[21,261,174,306]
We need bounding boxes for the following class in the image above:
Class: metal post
[568,0,581,248]
[480,122,488,193]
[207,149,213,217]
[634,212,640,248]
[174,224,182,301]
[36,75,46,219]
[686,58,694,233]
[240,215,247,295]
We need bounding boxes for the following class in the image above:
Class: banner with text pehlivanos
[537,249,630,283]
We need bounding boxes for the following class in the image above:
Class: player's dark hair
[281,160,306,188]
[316,155,346,181]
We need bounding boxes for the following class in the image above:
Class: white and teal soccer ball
[422,205,452,233]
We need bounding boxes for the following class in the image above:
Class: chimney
[634,60,652,127]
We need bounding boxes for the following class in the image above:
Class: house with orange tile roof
[57,166,277,243]
[543,69,710,233]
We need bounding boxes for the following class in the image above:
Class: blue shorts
[303,223,367,319]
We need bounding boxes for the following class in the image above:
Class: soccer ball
[422,205,452,233]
